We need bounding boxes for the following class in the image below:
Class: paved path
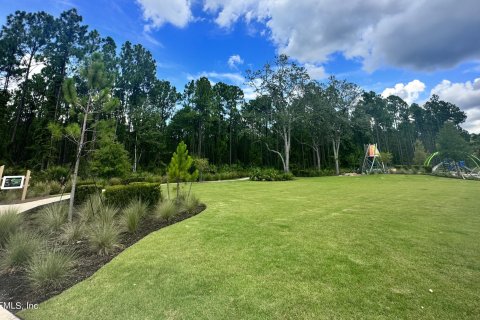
[0,194,70,214]
[0,177,249,215]
[0,306,20,320]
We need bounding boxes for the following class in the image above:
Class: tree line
[1,9,478,176]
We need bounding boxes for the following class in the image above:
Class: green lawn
[20,175,480,319]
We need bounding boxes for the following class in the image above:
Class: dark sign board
[1,176,25,190]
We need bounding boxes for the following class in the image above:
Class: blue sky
[1,0,480,132]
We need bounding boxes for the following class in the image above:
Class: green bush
[48,181,62,195]
[291,167,335,177]
[0,208,22,247]
[250,168,294,181]
[74,184,102,205]
[1,231,42,270]
[108,177,123,186]
[87,221,120,255]
[155,200,178,221]
[121,176,146,185]
[28,181,51,198]
[105,183,161,207]
[27,249,75,289]
[36,202,68,234]
[144,175,166,183]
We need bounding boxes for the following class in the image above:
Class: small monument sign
[1,176,25,190]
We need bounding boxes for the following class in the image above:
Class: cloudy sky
[1,0,480,132]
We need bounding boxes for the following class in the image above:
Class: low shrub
[28,181,51,198]
[121,199,148,234]
[105,183,161,207]
[291,167,336,177]
[1,231,43,270]
[144,175,165,183]
[155,200,178,221]
[121,176,146,185]
[27,249,75,290]
[74,184,102,205]
[250,168,294,181]
[48,181,62,195]
[36,202,68,234]
[0,190,22,203]
[59,222,85,243]
[0,208,22,247]
[87,221,120,255]
[108,177,123,186]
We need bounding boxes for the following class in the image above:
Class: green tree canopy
[412,139,428,165]
[436,123,472,161]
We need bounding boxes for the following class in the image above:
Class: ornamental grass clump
[36,202,68,234]
[155,199,178,222]
[59,222,85,243]
[77,193,105,222]
[27,249,75,290]
[0,208,22,247]
[121,198,148,234]
[1,231,43,270]
[86,221,120,255]
[181,194,200,214]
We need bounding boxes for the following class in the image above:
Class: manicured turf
[20,175,480,319]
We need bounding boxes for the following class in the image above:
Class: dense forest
[1,9,479,177]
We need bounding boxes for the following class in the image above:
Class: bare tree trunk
[315,147,321,171]
[229,119,232,165]
[133,134,138,172]
[68,100,90,222]
[283,125,291,173]
[332,137,340,175]
[11,53,34,144]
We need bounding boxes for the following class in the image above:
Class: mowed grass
[20,175,480,319]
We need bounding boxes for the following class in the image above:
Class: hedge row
[249,168,294,181]
[104,183,162,207]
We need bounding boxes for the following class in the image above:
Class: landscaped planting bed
[0,188,205,312]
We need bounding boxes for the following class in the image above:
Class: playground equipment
[424,152,480,179]
[361,144,386,174]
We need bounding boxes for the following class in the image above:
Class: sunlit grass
[20,175,480,319]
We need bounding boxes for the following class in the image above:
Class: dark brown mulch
[0,204,206,313]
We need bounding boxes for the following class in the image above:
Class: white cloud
[228,54,244,69]
[304,63,327,80]
[202,0,480,71]
[136,0,192,30]
[431,78,480,133]
[431,79,480,110]
[187,71,245,85]
[381,80,426,104]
